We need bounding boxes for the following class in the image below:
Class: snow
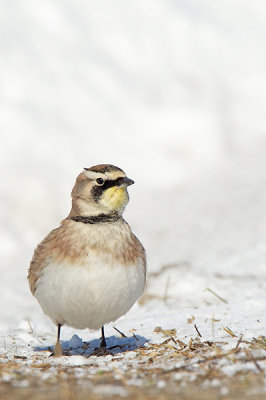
[0,0,266,393]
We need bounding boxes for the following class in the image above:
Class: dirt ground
[0,369,265,400]
[1,334,265,400]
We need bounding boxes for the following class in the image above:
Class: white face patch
[83,169,127,182]
[83,170,106,181]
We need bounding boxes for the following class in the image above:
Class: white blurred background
[1,0,266,330]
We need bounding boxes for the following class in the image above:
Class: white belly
[34,259,145,329]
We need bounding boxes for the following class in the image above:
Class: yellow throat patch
[100,186,128,212]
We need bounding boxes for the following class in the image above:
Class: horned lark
[28,164,146,356]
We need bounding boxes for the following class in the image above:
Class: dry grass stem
[223,326,237,337]
[113,327,127,338]
[206,288,228,303]
[244,349,263,372]
[235,334,243,349]
[194,324,202,337]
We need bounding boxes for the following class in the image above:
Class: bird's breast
[34,256,146,329]
[53,220,145,268]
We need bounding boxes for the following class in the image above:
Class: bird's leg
[53,323,63,356]
[91,326,113,356]
[100,326,106,348]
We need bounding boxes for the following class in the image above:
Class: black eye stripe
[92,177,124,201]
[102,177,124,190]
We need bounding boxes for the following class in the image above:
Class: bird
[28,164,146,356]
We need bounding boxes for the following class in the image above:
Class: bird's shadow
[34,334,148,357]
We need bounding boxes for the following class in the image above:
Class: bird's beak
[117,177,135,187]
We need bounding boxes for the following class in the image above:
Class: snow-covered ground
[0,0,266,394]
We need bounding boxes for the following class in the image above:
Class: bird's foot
[49,342,69,357]
[49,349,70,357]
[91,345,114,357]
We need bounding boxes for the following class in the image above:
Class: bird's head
[69,164,134,217]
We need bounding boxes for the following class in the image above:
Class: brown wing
[129,232,147,281]
[28,227,61,294]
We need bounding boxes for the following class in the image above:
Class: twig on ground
[194,324,202,337]
[113,327,127,338]
[177,339,187,349]
[223,326,237,337]
[27,319,33,334]
[170,336,177,344]
[132,332,139,341]
[244,349,263,372]
[235,334,243,349]
[162,348,241,374]
[206,288,228,303]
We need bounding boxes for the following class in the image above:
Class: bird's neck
[67,198,122,223]
[70,213,121,224]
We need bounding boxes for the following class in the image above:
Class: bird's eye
[96,178,104,185]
